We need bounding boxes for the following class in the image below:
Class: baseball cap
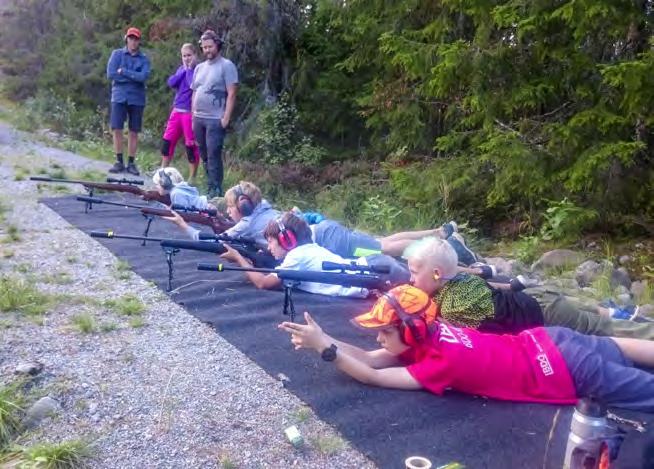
[126,27,141,39]
[352,285,438,330]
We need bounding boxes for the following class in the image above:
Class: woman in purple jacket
[160,43,201,182]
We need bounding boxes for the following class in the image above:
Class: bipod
[282,280,300,322]
[163,246,180,292]
[84,187,95,213]
[141,214,156,245]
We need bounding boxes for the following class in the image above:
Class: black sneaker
[108,161,125,173]
[126,162,140,176]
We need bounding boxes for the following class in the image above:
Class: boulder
[484,257,514,276]
[631,280,648,301]
[14,361,44,376]
[575,260,603,287]
[611,267,632,290]
[23,396,61,429]
[639,304,654,319]
[532,250,585,272]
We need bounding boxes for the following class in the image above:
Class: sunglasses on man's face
[127,35,140,40]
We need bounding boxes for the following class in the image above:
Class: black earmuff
[199,31,224,51]
[276,219,297,250]
[158,169,174,191]
[382,293,429,346]
[232,184,254,216]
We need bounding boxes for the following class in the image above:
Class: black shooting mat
[42,194,653,469]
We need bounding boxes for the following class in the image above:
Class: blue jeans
[192,117,225,195]
[547,326,654,412]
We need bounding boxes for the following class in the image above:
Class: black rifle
[30,176,170,211]
[197,263,386,321]
[321,261,391,274]
[161,239,277,269]
[77,196,159,241]
[89,231,275,291]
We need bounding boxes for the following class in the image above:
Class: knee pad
[161,139,171,157]
[185,145,196,163]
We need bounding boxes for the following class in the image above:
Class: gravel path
[0,121,375,468]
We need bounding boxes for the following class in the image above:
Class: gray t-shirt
[191,56,238,120]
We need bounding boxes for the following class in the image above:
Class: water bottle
[563,397,613,469]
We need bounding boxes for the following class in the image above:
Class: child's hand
[162,210,185,227]
[278,312,329,352]
[219,244,240,262]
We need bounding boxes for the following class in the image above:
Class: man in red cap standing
[106,26,151,176]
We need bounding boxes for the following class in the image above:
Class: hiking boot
[511,275,539,291]
[108,161,125,173]
[440,221,458,239]
[471,262,497,280]
[126,162,140,176]
[447,232,478,266]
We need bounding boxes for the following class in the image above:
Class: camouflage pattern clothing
[434,274,494,328]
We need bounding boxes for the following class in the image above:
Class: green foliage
[540,198,598,242]
[0,382,24,448]
[103,295,145,316]
[16,440,92,468]
[71,313,96,334]
[238,95,326,166]
[360,195,403,234]
[0,275,52,316]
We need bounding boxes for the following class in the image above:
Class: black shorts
[110,102,144,132]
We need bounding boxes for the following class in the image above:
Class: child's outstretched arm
[279,312,420,390]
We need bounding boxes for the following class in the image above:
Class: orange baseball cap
[126,27,141,39]
[352,285,438,330]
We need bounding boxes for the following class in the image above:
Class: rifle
[76,196,234,236]
[89,231,274,291]
[197,263,386,321]
[321,261,391,274]
[161,239,277,269]
[30,176,171,209]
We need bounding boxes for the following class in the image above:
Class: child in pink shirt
[279,285,654,412]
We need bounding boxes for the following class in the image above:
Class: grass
[66,256,78,264]
[103,295,145,316]
[71,313,96,334]
[293,406,312,424]
[219,455,237,469]
[13,166,28,181]
[309,434,345,455]
[1,440,92,468]
[590,269,614,301]
[0,198,7,224]
[128,317,146,328]
[113,260,132,280]
[99,322,118,333]
[0,382,25,447]
[0,275,53,316]
[41,271,73,285]
[2,225,21,243]
[2,249,14,258]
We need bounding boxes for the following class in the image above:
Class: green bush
[237,94,326,166]
[540,198,598,243]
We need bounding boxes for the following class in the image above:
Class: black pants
[192,117,225,195]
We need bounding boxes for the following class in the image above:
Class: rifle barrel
[171,204,218,216]
[76,196,147,210]
[89,230,165,242]
[30,176,143,186]
[197,263,382,288]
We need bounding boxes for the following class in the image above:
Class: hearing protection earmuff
[276,219,297,250]
[158,169,174,191]
[381,292,429,347]
[199,30,224,51]
[232,184,254,216]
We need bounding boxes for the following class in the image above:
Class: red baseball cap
[126,27,141,39]
[352,285,438,330]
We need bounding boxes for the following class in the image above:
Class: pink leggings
[161,110,200,164]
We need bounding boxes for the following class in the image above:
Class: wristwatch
[321,344,338,362]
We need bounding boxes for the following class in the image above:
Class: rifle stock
[139,207,234,234]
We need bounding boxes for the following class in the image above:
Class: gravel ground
[0,121,376,468]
